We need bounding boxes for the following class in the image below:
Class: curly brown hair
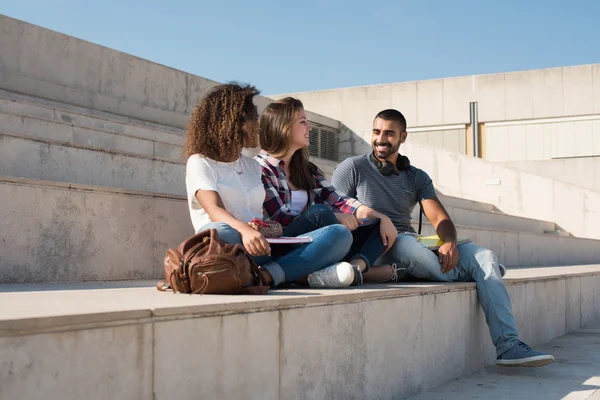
[183,82,260,162]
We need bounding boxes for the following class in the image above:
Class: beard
[372,141,400,159]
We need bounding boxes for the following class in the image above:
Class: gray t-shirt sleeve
[331,158,357,199]
[413,168,437,202]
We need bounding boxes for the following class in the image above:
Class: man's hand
[438,241,459,273]
[379,216,398,253]
[335,213,361,231]
[240,226,271,257]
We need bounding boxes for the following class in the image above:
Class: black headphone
[369,152,411,176]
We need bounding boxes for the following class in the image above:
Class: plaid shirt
[255,151,362,226]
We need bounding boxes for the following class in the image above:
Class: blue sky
[2,0,599,94]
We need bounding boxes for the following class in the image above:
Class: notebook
[266,236,313,244]
[417,235,472,250]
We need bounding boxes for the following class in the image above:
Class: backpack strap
[156,280,170,291]
[406,168,425,235]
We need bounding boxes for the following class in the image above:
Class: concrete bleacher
[1,267,599,399]
[3,87,600,284]
[1,14,600,400]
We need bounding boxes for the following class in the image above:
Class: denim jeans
[284,204,386,271]
[197,222,352,287]
[375,233,520,356]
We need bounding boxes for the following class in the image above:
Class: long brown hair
[259,97,320,192]
[183,83,259,162]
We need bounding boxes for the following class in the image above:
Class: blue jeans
[197,222,352,287]
[284,204,386,271]
[376,233,519,356]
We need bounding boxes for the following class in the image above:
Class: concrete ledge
[0,175,190,283]
[411,203,556,235]
[402,142,600,241]
[0,175,186,199]
[0,110,184,163]
[0,266,599,400]
[2,175,600,284]
[0,97,184,146]
[407,324,600,400]
[415,222,600,267]
[0,88,184,134]
[0,133,185,195]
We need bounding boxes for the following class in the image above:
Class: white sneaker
[307,262,355,288]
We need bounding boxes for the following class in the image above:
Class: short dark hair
[374,109,407,132]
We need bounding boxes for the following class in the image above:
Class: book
[417,235,472,250]
[266,236,313,244]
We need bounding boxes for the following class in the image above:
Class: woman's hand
[240,226,271,257]
[335,213,361,231]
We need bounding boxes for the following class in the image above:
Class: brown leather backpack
[157,229,269,295]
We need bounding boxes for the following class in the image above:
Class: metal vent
[308,122,339,161]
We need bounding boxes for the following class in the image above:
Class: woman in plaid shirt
[256,98,404,284]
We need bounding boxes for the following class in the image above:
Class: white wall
[485,116,600,162]
[502,157,600,192]
[409,127,466,154]
[401,141,600,240]
[271,64,600,160]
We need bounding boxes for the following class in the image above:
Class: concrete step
[407,324,600,400]
[0,132,185,195]
[411,204,557,235]
[0,266,599,400]
[0,176,190,283]
[5,129,553,237]
[0,88,184,135]
[0,109,183,163]
[0,96,184,147]
[1,120,558,236]
[436,191,496,213]
[413,221,600,268]
[3,175,600,285]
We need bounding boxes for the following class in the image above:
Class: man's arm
[421,199,457,242]
[421,198,459,273]
[412,168,458,273]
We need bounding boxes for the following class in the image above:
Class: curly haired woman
[183,83,358,288]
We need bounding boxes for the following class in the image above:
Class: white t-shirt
[185,154,265,233]
[290,190,308,214]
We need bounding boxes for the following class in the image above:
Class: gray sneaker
[496,341,555,367]
[307,262,355,288]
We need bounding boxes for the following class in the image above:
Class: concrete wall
[271,64,600,160]
[1,268,599,400]
[502,157,600,192]
[485,116,600,162]
[0,14,339,131]
[409,126,466,154]
[401,141,600,241]
[0,176,190,283]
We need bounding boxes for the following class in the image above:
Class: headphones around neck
[369,152,411,176]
